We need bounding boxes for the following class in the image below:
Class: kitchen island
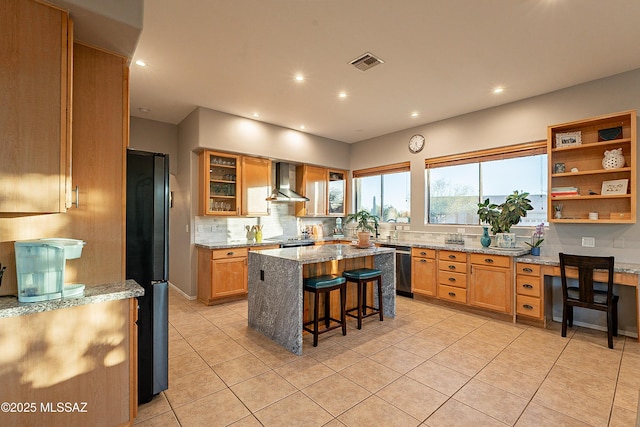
[248,244,395,355]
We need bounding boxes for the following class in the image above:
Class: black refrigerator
[126,149,169,404]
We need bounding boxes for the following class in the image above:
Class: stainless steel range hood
[266,163,309,202]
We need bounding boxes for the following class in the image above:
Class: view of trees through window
[354,171,411,222]
[428,154,548,225]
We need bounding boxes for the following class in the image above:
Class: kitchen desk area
[247,244,395,355]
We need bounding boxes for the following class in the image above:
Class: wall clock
[408,134,425,153]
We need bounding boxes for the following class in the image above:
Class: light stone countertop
[516,255,640,275]
[195,237,532,257]
[249,243,395,265]
[0,279,144,319]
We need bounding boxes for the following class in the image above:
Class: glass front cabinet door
[200,151,241,216]
[327,169,347,216]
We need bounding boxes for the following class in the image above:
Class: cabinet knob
[420,259,427,263]
[522,304,533,310]
[448,265,456,270]
[420,251,427,256]
[448,292,456,297]
[448,277,456,282]
[523,283,534,289]
[448,254,456,260]
[484,258,493,263]
[227,251,234,256]
[523,267,533,273]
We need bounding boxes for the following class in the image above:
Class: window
[426,142,547,225]
[353,162,411,223]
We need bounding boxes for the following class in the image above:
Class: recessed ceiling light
[299,125,306,130]
[135,60,147,67]
[139,107,150,113]
[295,74,304,82]
[493,87,504,94]
[411,112,419,118]
[252,112,260,118]
[338,92,347,99]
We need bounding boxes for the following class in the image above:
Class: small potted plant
[345,210,379,247]
[477,190,534,247]
[525,223,545,255]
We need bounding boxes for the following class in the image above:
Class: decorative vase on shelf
[480,226,491,247]
[530,246,541,256]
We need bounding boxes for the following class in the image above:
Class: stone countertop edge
[516,255,640,275]
[0,279,145,319]
[195,237,531,256]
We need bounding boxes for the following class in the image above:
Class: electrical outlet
[185,224,189,233]
[581,237,595,248]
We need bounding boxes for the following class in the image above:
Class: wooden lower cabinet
[437,250,468,304]
[198,247,248,305]
[0,298,136,427]
[469,253,512,314]
[515,262,544,320]
[412,248,436,296]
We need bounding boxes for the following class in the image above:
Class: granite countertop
[515,255,640,275]
[249,243,395,265]
[0,279,144,319]
[195,237,531,256]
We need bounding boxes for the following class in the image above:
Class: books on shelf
[551,186,579,197]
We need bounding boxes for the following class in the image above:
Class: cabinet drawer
[438,284,467,304]
[412,247,435,258]
[438,271,467,289]
[516,275,541,297]
[439,260,466,273]
[516,263,541,277]
[439,250,465,262]
[470,253,510,268]
[516,295,542,319]
[211,247,249,260]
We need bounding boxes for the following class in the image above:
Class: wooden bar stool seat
[342,268,383,329]
[303,274,347,347]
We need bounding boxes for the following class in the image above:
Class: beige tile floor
[135,288,640,426]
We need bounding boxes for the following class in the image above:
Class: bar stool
[303,274,347,347]
[342,268,383,329]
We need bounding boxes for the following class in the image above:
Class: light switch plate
[581,237,595,247]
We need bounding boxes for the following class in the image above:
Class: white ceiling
[129,0,640,143]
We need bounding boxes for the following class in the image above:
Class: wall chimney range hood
[266,163,309,202]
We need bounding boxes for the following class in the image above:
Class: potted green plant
[345,210,379,247]
[477,190,533,247]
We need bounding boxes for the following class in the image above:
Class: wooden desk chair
[559,253,618,349]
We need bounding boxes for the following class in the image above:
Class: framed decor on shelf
[601,179,629,195]
[556,131,582,148]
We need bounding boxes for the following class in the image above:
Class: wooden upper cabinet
[548,110,636,223]
[296,165,328,216]
[241,156,271,216]
[199,151,242,216]
[327,169,348,216]
[0,0,72,213]
[69,43,128,284]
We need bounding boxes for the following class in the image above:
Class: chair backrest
[559,253,615,306]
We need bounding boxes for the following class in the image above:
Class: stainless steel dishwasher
[380,244,413,298]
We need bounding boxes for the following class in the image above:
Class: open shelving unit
[548,110,636,223]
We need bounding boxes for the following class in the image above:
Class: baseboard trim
[168,282,196,300]
[551,315,638,339]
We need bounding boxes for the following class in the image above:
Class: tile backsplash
[194,203,338,242]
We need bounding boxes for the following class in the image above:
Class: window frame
[352,161,411,222]
[425,141,547,225]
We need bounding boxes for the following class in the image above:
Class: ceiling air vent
[349,52,384,71]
